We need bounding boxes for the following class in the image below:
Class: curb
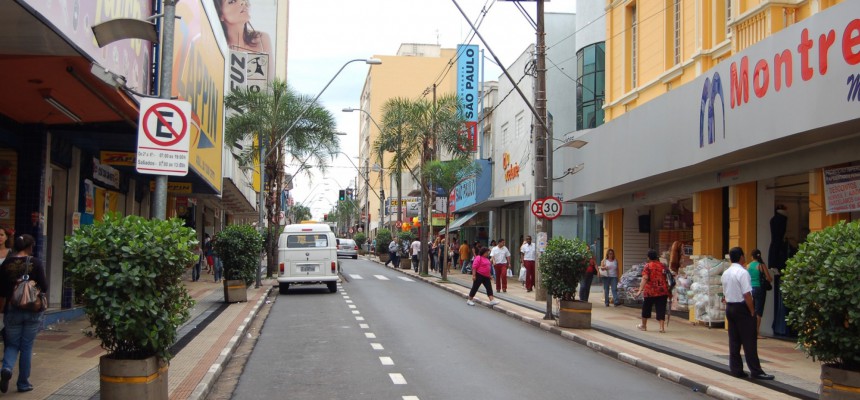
[370,257,749,400]
[187,286,273,400]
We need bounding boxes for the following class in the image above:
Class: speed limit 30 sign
[541,197,563,220]
[136,98,192,176]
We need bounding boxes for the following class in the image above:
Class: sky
[285,0,577,220]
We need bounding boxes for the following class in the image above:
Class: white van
[277,224,339,294]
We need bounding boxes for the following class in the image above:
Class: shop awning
[439,212,478,234]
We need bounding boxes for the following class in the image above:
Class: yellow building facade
[357,44,457,235]
[559,0,858,335]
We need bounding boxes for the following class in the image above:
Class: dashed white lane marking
[345,300,353,303]
[371,343,384,350]
[403,396,420,400]
[352,311,361,314]
[355,316,365,321]
[380,357,394,366]
[349,305,357,309]
[398,277,415,282]
[359,324,369,329]
[374,275,390,280]
[349,274,363,279]
[389,373,407,385]
[365,332,376,339]
[342,296,350,299]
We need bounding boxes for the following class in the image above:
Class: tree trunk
[442,195,451,281]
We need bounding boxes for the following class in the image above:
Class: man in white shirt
[490,239,511,293]
[520,236,536,292]
[721,247,775,380]
[410,239,421,272]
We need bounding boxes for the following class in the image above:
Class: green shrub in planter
[64,214,195,361]
[214,224,264,287]
[783,220,860,371]
[376,229,392,254]
[539,236,590,301]
[354,232,367,251]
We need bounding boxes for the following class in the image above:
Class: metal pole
[256,135,264,288]
[533,0,553,320]
[153,0,177,220]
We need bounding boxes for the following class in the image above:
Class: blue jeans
[213,257,223,282]
[3,308,43,390]
[192,262,201,281]
[602,276,619,305]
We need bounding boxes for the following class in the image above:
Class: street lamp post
[254,58,381,288]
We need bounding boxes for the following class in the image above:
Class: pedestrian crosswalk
[346,274,415,282]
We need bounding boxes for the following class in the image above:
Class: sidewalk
[372,257,819,400]
[12,268,276,400]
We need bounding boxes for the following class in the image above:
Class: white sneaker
[488,300,500,306]
[466,300,475,306]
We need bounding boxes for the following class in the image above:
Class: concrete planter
[558,300,592,329]
[821,364,860,399]
[223,279,247,303]
[400,258,411,270]
[378,253,390,263]
[100,355,167,400]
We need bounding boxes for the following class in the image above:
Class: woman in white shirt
[599,248,620,307]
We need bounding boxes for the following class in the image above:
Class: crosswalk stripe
[389,373,407,384]
[349,274,363,279]
[374,275,390,280]
[398,277,414,282]
[380,357,394,366]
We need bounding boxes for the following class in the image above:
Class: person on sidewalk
[490,239,511,293]
[192,244,203,282]
[599,248,620,306]
[520,236,536,292]
[634,249,670,333]
[388,238,402,269]
[203,233,214,274]
[579,251,598,301]
[410,238,421,272]
[0,234,47,393]
[459,240,471,274]
[746,248,772,338]
[466,247,500,306]
[722,247,775,380]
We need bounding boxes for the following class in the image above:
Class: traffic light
[338,190,345,201]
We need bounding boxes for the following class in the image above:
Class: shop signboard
[823,165,860,214]
[452,159,491,212]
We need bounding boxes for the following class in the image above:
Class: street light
[254,58,380,288]
[342,108,386,234]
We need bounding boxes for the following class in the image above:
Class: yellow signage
[100,151,136,166]
[174,1,224,193]
[150,181,193,194]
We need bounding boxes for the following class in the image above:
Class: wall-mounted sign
[93,158,120,189]
[502,152,520,181]
[824,165,860,214]
[100,151,136,166]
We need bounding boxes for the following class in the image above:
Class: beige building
[356,44,458,236]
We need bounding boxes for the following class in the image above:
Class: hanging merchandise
[616,263,645,306]
[690,257,729,327]
[671,263,694,312]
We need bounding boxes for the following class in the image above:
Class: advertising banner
[211,0,278,82]
[174,0,225,192]
[20,0,153,94]
[457,44,479,152]
[824,166,860,214]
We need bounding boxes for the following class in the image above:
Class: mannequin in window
[767,204,788,270]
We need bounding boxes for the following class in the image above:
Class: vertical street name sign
[136,98,191,176]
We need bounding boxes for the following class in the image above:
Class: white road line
[349,305,357,309]
[403,397,420,400]
[374,275,390,280]
[355,316,365,321]
[352,311,361,315]
[342,296,350,299]
[379,357,394,366]
[371,343,384,350]
[349,274,363,279]
[365,332,376,339]
[345,300,353,303]
[389,373,407,385]
[398,277,415,282]
[359,324,369,329]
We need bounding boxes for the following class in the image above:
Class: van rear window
[286,234,329,248]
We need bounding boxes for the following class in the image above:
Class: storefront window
[576,42,606,130]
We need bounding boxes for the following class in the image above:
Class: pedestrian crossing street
[348,274,414,282]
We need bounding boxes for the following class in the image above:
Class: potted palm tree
[353,232,367,254]
[539,236,592,329]
[376,229,392,263]
[214,224,264,303]
[783,220,860,399]
[65,214,195,399]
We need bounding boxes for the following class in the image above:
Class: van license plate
[299,265,316,272]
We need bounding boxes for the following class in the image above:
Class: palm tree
[422,158,481,281]
[225,79,340,277]
[290,204,312,223]
[373,94,472,275]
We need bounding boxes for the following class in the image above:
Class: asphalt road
[232,258,705,400]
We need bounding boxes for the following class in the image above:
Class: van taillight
[331,262,336,273]
[279,262,284,274]
[354,245,358,250]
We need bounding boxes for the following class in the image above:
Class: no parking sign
[136,98,191,176]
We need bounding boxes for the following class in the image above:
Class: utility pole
[153,0,177,220]
[533,0,553,320]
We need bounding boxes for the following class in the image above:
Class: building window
[576,42,606,130]
[630,4,638,89]
[674,0,681,65]
[726,0,732,35]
